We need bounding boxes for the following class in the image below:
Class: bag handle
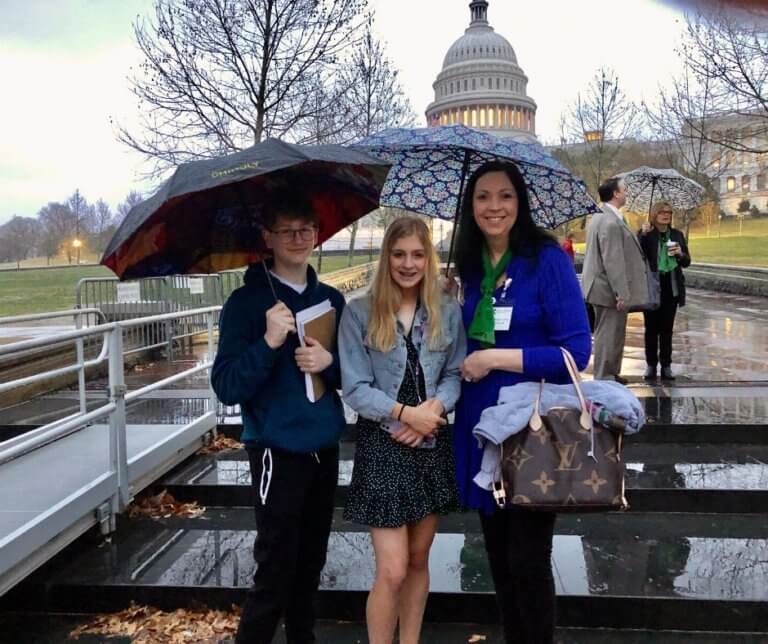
[529,348,592,431]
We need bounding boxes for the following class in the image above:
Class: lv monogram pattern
[500,407,626,511]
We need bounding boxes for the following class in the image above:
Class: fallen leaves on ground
[126,490,206,519]
[69,602,240,643]
[198,434,243,454]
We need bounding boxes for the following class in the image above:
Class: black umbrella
[102,139,391,280]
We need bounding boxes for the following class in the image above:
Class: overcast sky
[0,0,709,226]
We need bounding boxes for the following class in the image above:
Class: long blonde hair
[366,216,443,351]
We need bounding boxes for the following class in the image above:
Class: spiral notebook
[296,299,337,402]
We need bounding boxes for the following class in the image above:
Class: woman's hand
[401,403,447,436]
[641,222,652,234]
[391,424,424,447]
[461,350,494,382]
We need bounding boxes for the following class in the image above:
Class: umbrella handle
[262,261,278,302]
[446,150,471,273]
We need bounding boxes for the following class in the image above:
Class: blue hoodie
[211,262,346,452]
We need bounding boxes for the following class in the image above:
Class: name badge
[494,306,513,331]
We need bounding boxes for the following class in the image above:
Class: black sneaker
[614,375,629,385]
[660,366,676,380]
[644,365,657,381]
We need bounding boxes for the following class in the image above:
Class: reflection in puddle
[642,396,768,425]
[77,528,768,601]
[627,463,768,490]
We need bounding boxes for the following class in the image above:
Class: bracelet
[397,404,408,422]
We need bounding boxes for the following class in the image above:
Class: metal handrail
[125,362,212,402]
[116,306,222,329]
[0,323,115,357]
[0,308,106,326]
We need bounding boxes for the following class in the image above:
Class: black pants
[236,445,339,644]
[643,272,679,368]
[479,507,557,644]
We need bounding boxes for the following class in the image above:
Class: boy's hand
[264,301,296,349]
[295,335,332,373]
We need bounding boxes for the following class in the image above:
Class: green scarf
[468,246,512,347]
[657,230,678,274]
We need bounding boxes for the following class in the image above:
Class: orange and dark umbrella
[101,139,390,280]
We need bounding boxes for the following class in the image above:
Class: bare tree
[644,67,724,236]
[679,9,768,153]
[37,202,77,264]
[335,21,415,266]
[115,190,145,227]
[92,199,114,254]
[0,216,40,268]
[118,0,368,178]
[561,67,643,194]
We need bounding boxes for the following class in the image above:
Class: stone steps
[3,400,768,640]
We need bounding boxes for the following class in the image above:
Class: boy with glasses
[212,191,346,644]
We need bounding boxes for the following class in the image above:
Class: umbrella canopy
[619,166,705,214]
[354,124,600,229]
[101,139,391,280]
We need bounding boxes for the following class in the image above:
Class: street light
[72,237,82,265]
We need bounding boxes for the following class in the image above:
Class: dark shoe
[643,365,657,381]
[614,375,629,385]
[660,367,676,380]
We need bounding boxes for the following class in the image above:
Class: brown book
[296,300,337,402]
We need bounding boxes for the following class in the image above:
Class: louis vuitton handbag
[493,349,628,512]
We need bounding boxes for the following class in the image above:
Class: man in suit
[582,177,648,383]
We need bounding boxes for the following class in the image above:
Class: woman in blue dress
[453,161,592,644]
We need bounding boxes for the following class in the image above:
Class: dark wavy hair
[454,161,556,280]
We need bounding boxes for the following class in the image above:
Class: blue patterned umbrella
[354,124,600,233]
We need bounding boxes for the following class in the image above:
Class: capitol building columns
[425,0,538,142]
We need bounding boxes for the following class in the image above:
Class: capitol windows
[450,82,454,93]
[758,173,766,191]
[742,175,751,192]
[496,78,500,89]
[472,78,476,90]
[726,176,736,192]
[464,79,468,91]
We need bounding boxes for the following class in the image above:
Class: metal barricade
[163,275,223,352]
[219,269,245,301]
[0,306,221,597]
[76,277,172,354]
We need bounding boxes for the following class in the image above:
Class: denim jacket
[339,294,467,423]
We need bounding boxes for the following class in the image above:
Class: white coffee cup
[666,240,678,249]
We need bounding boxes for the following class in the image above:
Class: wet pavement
[2,287,768,640]
[620,289,768,382]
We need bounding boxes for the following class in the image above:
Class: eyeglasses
[270,226,317,242]
[658,210,673,214]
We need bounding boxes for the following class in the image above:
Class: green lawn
[0,265,114,317]
[0,254,377,317]
[687,235,768,267]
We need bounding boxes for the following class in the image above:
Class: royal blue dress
[453,244,592,514]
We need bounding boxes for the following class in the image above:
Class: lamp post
[73,237,82,265]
